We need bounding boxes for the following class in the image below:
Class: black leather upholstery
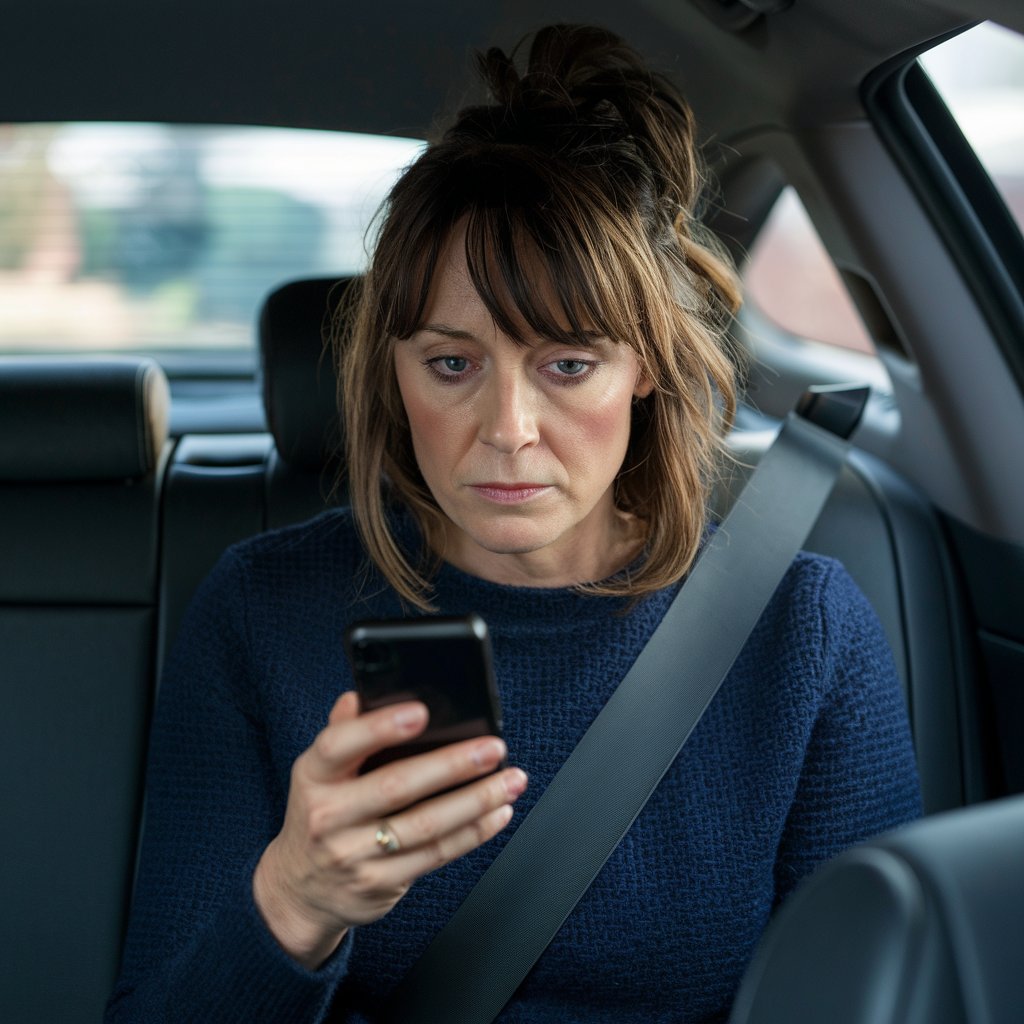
[0,358,169,1024]
[729,794,1024,1024]
[0,357,168,481]
[157,433,272,666]
[259,278,350,528]
[259,276,350,471]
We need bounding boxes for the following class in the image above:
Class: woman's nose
[477,372,540,454]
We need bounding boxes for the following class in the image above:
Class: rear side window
[920,21,1024,237]
[741,186,876,354]
[0,123,425,356]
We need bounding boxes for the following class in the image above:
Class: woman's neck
[435,508,648,589]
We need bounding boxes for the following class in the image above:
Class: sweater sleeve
[105,548,351,1023]
[772,561,923,905]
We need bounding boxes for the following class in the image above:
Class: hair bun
[456,24,700,223]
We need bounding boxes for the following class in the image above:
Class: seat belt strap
[385,386,867,1024]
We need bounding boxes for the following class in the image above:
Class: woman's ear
[633,373,655,400]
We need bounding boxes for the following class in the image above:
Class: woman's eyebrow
[543,330,608,348]
[416,322,475,340]
[415,322,608,345]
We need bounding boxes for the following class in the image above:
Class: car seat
[0,357,169,1024]
[730,793,1024,1024]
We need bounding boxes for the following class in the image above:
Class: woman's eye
[545,358,596,384]
[554,359,589,376]
[425,355,471,380]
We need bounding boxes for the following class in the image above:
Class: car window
[741,185,876,354]
[919,21,1024,237]
[0,123,425,358]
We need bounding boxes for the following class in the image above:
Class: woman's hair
[338,23,742,610]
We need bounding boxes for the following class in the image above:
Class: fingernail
[505,768,528,798]
[393,704,427,730]
[472,737,506,767]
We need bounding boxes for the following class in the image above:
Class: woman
[107,24,921,1023]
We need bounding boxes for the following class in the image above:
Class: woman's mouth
[469,483,551,505]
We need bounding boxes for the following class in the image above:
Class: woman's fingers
[314,768,526,906]
[361,803,517,891]
[327,689,360,726]
[301,762,525,885]
[303,699,430,782]
[384,764,527,857]
[304,734,511,840]
[304,693,512,820]
[351,734,508,818]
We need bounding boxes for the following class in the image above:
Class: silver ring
[375,821,401,854]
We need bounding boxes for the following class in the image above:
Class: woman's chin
[443,516,567,570]
[462,526,555,559]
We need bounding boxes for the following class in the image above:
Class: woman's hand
[252,691,527,969]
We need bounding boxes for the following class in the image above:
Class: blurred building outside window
[0,124,424,354]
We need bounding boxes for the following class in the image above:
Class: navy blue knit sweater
[107,508,921,1023]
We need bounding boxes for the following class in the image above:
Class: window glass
[742,186,876,354]
[0,123,425,354]
[920,21,1024,234]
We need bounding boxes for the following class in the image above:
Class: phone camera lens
[355,641,387,672]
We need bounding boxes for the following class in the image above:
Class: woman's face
[392,236,653,587]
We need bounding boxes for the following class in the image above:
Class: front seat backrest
[729,794,1024,1024]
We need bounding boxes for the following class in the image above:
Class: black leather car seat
[729,793,1024,1024]
[0,358,169,1024]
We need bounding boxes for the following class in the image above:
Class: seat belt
[385,384,870,1024]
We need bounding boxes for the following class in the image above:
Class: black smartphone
[343,613,504,774]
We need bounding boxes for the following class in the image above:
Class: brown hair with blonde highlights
[338,23,742,610]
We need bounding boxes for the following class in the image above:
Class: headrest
[0,358,169,482]
[259,277,352,471]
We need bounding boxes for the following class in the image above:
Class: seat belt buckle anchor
[795,383,870,440]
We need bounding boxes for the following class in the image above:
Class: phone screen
[344,614,503,773]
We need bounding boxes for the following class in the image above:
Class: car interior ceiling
[2,1,1024,1023]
